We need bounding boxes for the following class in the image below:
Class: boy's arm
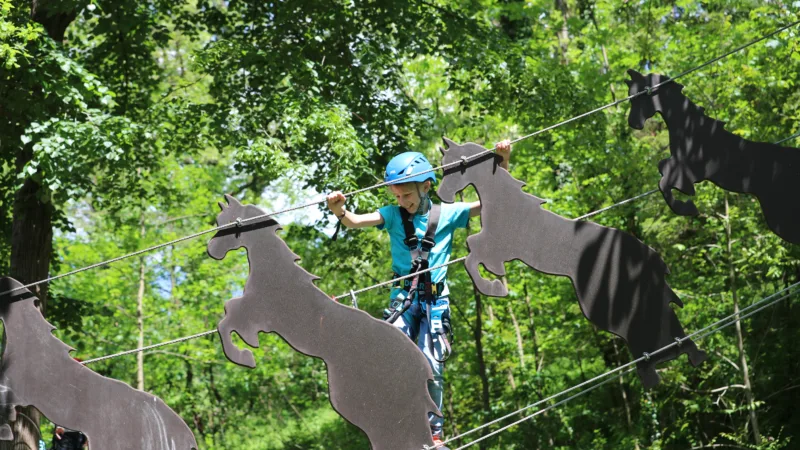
[469,201,481,218]
[469,140,512,217]
[326,191,384,228]
[338,210,384,228]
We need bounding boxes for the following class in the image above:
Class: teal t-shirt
[377,201,471,298]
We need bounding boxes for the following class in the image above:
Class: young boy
[326,140,511,448]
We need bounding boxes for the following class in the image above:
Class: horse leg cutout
[481,255,507,278]
[218,318,257,368]
[659,166,699,216]
[636,361,661,389]
[672,173,696,197]
[465,253,508,297]
[684,340,707,367]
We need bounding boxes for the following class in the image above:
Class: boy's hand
[495,139,512,169]
[326,191,346,216]
[495,139,511,158]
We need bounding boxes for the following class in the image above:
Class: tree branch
[679,384,746,394]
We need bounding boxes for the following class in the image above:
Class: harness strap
[399,203,440,250]
[393,277,445,297]
[420,203,440,299]
[399,203,441,299]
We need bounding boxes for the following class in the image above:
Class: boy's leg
[419,297,450,438]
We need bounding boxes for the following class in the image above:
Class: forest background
[1,0,799,449]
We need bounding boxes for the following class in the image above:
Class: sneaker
[431,435,450,450]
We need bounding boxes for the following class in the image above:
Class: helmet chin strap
[415,184,431,215]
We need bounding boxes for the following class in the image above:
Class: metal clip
[675,337,683,347]
[235,217,243,227]
[460,155,469,165]
[349,290,359,309]
[645,86,653,96]
[643,352,651,361]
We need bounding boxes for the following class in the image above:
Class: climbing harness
[384,202,440,322]
[383,203,452,362]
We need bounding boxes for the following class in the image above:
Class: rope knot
[643,352,651,362]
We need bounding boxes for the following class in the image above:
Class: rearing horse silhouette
[0,277,197,450]
[437,139,706,388]
[626,69,800,244]
[207,194,438,450]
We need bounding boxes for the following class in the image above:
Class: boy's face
[389,181,430,214]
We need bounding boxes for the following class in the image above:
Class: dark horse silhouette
[0,277,197,450]
[626,69,800,244]
[207,195,438,450]
[437,139,706,388]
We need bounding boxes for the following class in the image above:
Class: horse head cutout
[437,138,707,388]
[438,137,514,205]
[626,69,800,244]
[208,193,278,263]
[0,277,197,450]
[207,195,439,450]
[625,69,681,130]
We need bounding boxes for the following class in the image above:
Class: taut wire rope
[2,18,796,299]
[81,184,678,364]
[81,330,218,365]
[775,130,800,145]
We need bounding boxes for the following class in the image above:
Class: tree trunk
[4,163,52,450]
[1,85,55,450]
[724,194,761,445]
[613,340,639,449]
[506,367,517,390]
[136,215,146,391]
[31,0,76,42]
[472,287,491,432]
[10,158,53,310]
[508,304,525,369]
[522,280,540,370]
[554,0,570,64]
[585,1,616,102]
[0,4,77,448]
[1,78,55,450]
[446,383,459,438]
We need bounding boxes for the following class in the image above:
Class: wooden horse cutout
[626,69,800,244]
[437,139,707,388]
[207,195,439,450]
[0,277,197,450]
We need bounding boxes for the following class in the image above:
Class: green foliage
[1,0,799,449]
[0,0,41,70]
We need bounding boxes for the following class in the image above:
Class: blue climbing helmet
[384,152,437,185]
